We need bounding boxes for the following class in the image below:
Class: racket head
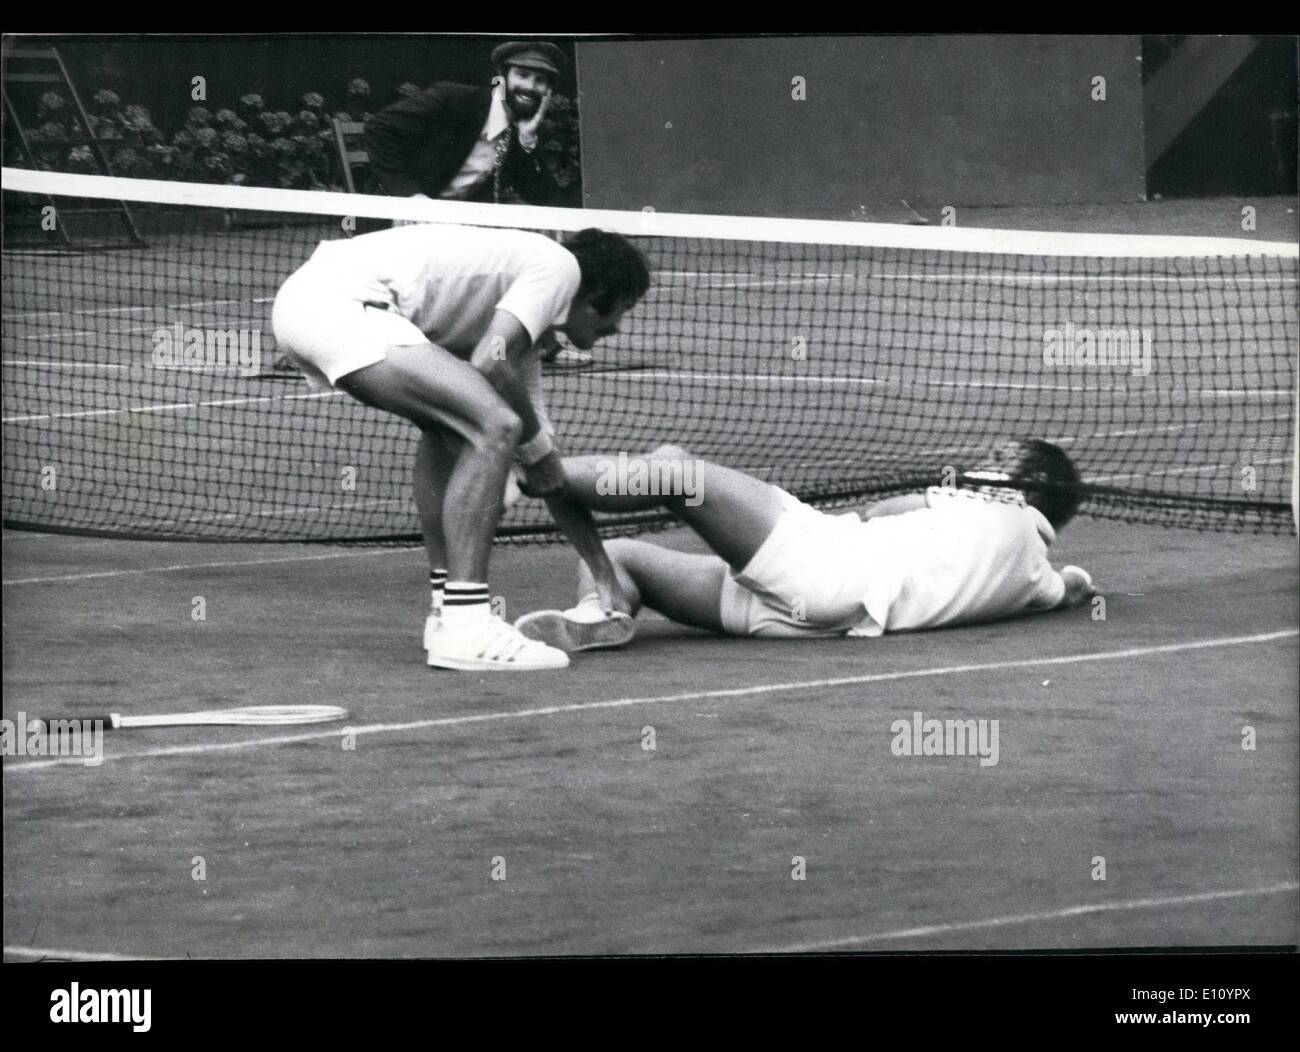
[116,705,349,728]
[215,705,349,726]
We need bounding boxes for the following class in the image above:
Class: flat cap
[491,41,565,77]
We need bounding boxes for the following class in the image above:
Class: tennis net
[3,167,1297,541]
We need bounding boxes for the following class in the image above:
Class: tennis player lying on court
[273,222,648,670]
[514,439,1096,649]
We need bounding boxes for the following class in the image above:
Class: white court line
[1063,415,1289,443]
[741,415,1288,464]
[6,370,1291,424]
[8,362,269,379]
[1,412,1285,574]
[602,371,1089,392]
[7,314,272,343]
[5,271,1285,327]
[594,371,1293,398]
[7,323,223,343]
[2,545,419,586]
[1093,456,1294,484]
[3,295,274,322]
[759,882,1300,954]
[3,945,175,962]
[3,409,1288,538]
[6,629,1295,773]
[5,880,1294,960]
[6,360,133,368]
[654,272,1297,287]
[141,500,411,530]
[3,387,339,424]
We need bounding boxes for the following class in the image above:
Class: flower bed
[7,77,583,200]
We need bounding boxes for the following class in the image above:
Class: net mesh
[3,169,1297,542]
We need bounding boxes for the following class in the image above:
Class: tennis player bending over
[273,223,648,670]
[515,439,1096,649]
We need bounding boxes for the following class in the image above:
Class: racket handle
[31,714,120,730]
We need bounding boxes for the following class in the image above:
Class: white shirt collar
[483,85,511,141]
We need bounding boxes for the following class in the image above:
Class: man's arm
[470,310,547,450]
[469,312,628,610]
[470,308,567,499]
[518,342,556,444]
[541,492,631,615]
[365,86,464,198]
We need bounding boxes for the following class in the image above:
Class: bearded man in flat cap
[365,41,591,366]
[366,40,567,207]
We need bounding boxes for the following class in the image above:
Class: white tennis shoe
[514,607,636,653]
[426,613,569,671]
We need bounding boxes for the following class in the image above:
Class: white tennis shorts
[272,264,427,391]
[719,489,884,638]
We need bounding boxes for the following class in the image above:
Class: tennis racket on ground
[30,705,348,731]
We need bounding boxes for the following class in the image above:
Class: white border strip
[5,629,1294,773]
[6,167,1297,258]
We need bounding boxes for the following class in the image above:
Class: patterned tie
[492,128,511,203]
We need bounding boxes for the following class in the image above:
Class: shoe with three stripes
[426,613,569,671]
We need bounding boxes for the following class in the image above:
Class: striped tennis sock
[442,581,491,626]
[429,568,448,614]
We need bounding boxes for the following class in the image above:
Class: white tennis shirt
[848,487,1067,636]
[306,223,581,354]
[300,223,578,440]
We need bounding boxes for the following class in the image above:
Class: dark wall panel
[576,35,1145,216]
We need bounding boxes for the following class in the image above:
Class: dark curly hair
[960,438,1084,530]
[562,228,651,314]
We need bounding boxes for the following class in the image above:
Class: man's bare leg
[324,342,565,671]
[338,343,520,582]
[413,429,456,574]
[560,445,784,571]
[575,540,728,632]
[411,428,462,643]
[516,446,782,649]
[517,539,728,649]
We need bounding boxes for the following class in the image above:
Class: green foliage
[17,89,167,176]
[539,92,581,192]
[12,76,584,201]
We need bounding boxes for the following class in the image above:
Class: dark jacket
[364,82,558,204]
